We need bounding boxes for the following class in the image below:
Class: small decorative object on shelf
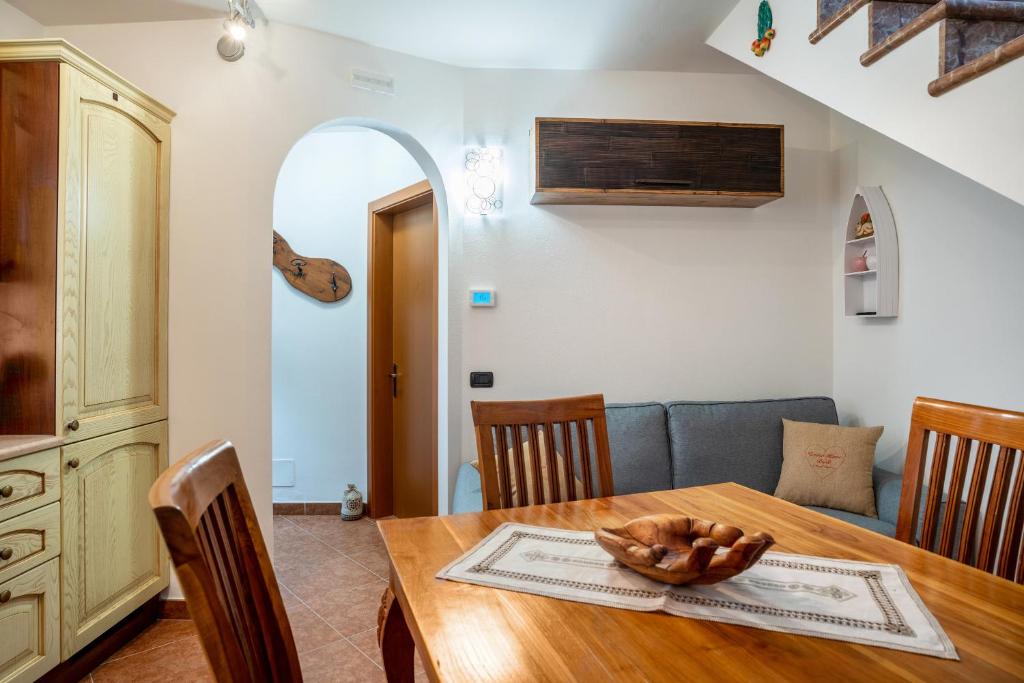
[595,514,774,585]
[342,483,364,521]
[751,1,777,57]
[851,250,869,273]
[855,212,875,238]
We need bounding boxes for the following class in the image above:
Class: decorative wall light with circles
[464,147,503,216]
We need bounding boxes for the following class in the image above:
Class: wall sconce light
[465,147,503,216]
[217,0,258,62]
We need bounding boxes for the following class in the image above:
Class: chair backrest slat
[897,397,1024,584]
[920,432,952,551]
[937,437,972,557]
[997,460,1024,580]
[471,395,614,510]
[149,441,303,682]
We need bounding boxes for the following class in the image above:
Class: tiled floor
[83,515,425,682]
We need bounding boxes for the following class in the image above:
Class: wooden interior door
[60,421,169,658]
[57,63,170,443]
[368,181,437,518]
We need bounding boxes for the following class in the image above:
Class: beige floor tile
[277,552,382,602]
[105,619,197,662]
[302,579,388,636]
[284,602,345,653]
[92,636,213,682]
[345,544,390,579]
[297,639,386,682]
[346,628,383,668]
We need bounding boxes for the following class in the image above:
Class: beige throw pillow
[471,429,585,505]
[774,419,883,517]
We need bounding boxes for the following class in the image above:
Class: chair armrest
[452,462,484,514]
[873,467,903,526]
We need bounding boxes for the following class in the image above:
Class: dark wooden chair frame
[470,393,615,510]
[149,440,303,682]
[897,396,1024,583]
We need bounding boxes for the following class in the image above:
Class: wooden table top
[378,483,1024,682]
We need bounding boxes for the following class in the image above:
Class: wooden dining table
[376,483,1024,682]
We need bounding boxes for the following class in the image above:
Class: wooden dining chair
[896,397,1024,583]
[149,440,303,682]
[470,394,614,510]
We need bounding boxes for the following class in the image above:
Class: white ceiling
[11,0,747,73]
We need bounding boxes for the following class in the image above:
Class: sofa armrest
[873,467,903,526]
[452,462,484,514]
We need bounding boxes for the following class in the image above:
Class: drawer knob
[0,590,10,603]
[66,419,80,432]
[0,548,11,561]
[68,458,80,469]
[0,485,12,498]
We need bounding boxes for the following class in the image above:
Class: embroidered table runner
[437,523,958,660]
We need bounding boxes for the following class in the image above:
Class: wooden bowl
[595,514,774,585]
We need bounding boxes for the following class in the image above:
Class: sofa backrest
[605,403,673,494]
[666,397,839,493]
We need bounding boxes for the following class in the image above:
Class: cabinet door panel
[58,64,169,442]
[61,422,169,658]
[0,558,60,683]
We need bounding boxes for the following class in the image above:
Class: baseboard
[40,594,161,683]
[159,598,191,620]
[273,502,342,515]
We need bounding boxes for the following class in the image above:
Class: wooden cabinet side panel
[60,421,169,658]
[57,64,170,443]
[0,558,60,683]
[0,61,59,435]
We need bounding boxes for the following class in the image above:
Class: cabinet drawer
[0,503,60,585]
[0,558,60,683]
[0,449,60,523]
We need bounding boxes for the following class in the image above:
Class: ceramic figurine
[866,254,878,270]
[855,212,875,238]
[851,250,869,272]
[342,483,364,521]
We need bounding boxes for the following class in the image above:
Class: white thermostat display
[470,289,496,307]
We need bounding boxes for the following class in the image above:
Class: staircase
[706,0,1024,206]
[811,0,1024,96]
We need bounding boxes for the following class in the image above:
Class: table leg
[378,586,415,682]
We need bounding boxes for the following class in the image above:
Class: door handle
[390,363,399,398]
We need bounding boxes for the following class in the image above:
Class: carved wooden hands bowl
[595,514,774,585]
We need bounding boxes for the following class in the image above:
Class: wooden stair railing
[809,0,1024,96]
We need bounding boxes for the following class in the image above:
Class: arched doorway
[271,118,450,523]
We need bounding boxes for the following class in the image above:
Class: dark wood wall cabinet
[531,117,784,208]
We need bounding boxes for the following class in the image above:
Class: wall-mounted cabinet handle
[0,548,12,561]
[0,485,12,498]
[68,458,80,469]
[0,590,10,603]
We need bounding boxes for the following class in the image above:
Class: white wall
[0,0,41,38]
[272,129,424,502]
[17,19,467,597]
[708,0,1024,207]
[459,68,837,460]
[831,114,1024,471]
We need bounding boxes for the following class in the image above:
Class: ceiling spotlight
[217,0,258,62]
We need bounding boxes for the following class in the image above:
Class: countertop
[0,435,62,463]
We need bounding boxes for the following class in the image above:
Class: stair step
[942,16,1024,70]
[810,0,871,44]
[869,1,940,46]
[861,0,1024,65]
[930,30,1024,93]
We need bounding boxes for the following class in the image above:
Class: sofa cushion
[666,397,839,493]
[805,506,896,537]
[605,403,673,495]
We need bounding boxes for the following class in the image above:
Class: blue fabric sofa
[452,397,904,536]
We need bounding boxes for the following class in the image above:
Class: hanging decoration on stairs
[273,231,352,303]
[751,0,776,57]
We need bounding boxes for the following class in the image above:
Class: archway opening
[270,119,450,530]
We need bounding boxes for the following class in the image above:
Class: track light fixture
[217,0,258,62]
